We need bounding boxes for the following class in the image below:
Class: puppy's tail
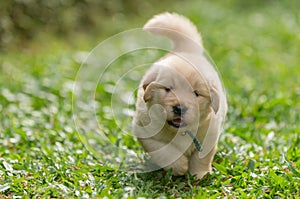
[144,12,203,52]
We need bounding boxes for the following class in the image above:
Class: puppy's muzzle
[167,104,188,128]
[173,104,187,116]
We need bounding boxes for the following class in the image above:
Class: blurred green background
[1,0,299,99]
[1,0,298,50]
[0,0,188,49]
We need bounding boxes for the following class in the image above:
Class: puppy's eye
[165,86,172,92]
[193,90,200,97]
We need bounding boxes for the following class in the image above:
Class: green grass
[1,0,300,198]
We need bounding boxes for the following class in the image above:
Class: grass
[1,0,300,198]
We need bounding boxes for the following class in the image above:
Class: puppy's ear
[210,87,220,114]
[142,70,158,102]
[143,82,155,102]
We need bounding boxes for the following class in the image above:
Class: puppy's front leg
[164,155,188,176]
[188,145,217,179]
[139,138,188,175]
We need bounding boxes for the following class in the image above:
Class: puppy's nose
[173,104,187,116]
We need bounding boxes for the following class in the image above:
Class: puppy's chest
[154,129,195,157]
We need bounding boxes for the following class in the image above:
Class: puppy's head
[142,56,219,131]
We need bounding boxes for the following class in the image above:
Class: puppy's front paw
[189,146,217,179]
[165,155,188,176]
[190,168,212,179]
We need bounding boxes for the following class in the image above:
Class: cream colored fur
[133,12,227,179]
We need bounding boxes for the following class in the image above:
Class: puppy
[133,13,227,179]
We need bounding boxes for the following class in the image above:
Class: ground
[0,0,299,198]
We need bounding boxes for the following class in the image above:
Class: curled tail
[143,12,203,52]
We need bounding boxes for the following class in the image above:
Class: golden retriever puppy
[133,13,227,179]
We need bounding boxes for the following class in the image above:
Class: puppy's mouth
[167,118,187,128]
